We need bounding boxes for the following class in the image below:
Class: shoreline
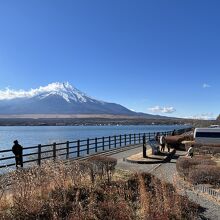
[0,114,216,127]
[0,118,190,126]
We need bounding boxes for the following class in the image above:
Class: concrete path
[112,145,160,173]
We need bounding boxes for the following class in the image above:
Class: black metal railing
[0,127,192,169]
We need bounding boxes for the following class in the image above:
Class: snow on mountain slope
[0,82,99,103]
[35,82,95,103]
[0,82,168,118]
[0,82,138,115]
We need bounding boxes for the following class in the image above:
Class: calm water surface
[0,125,188,150]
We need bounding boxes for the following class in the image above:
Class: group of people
[155,131,194,158]
[155,133,171,153]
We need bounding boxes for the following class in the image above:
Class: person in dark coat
[12,140,23,168]
[155,132,160,143]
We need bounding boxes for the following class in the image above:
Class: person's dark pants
[161,144,165,152]
[15,155,23,168]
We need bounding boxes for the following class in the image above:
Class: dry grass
[135,173,199,220]
[0,157,201,220]
[176,155,220,187]
[195,146,220,157]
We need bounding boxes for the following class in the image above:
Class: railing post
[53,142,56,161]
[148,132,151,140]
[114,135,116,148]
[66,141,69,159]
[77,140,80,157]
[125,134,127,146]
[87,138,90,155]
[139,133,141,143]
[38,144,41,166]
[143,135,147,158]
[21,150,23,168]
[95,138,98,152]
[109,136,111,149]
[102,137,105,151]
[120,135,122,146]
[129,134,131,145]
[134,134,136,144]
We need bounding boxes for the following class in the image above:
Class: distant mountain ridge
[0,82,165,118]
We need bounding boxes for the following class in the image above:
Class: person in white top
[187,145,194,158]
[160,135,165,152]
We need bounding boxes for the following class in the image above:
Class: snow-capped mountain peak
[37,82,91,103]
[0,82,140,116]
[0,82,95,103]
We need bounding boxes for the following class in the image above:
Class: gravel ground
[110,147,220,220]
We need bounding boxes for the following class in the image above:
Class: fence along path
[193,185,220,201]
[0,127,192,169]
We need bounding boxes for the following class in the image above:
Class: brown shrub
[127,173,199,220]
[176,157,200,178]
[196,146,220,157]
[0,160,201,220]
[176,156,217,178]
[96,200,134,220]
[177,155,219,188]
[188,165,220,186]
[87,156,117,183]
[212,148,220,157]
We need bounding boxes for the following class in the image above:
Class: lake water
[0,125,188,150]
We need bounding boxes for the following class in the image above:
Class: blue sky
[0,0,219,119]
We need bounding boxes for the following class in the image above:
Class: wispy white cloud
[202,83,211,88]
[0,82,72,100]
[148,106,176,114]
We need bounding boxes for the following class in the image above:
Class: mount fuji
[0,82,159,117]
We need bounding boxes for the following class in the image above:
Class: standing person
[160,135,166,152]
[172,129,176,136]
[167,144,171,153]
[12,140,23,168]
[155,132,160,143]
[187,145,194,158]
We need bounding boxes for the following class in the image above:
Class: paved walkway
[109,146,220,220]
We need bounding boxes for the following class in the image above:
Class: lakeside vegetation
[0,156,201,220]
[0,116,218,126]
